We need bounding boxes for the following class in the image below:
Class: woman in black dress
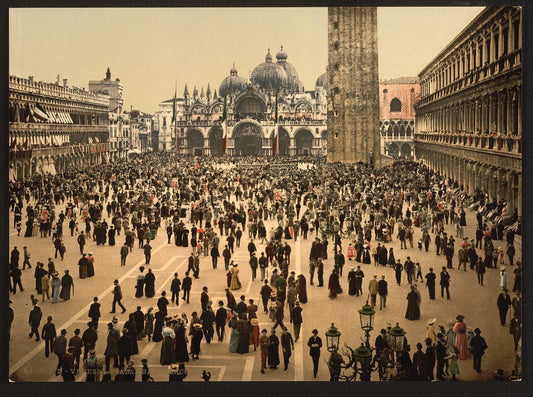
[144,269,156,298]
[362,246,371,264]
[190,324,203,360]
[296,275,307,304]
[152,311,165,343]
[405,286,420,320]
[124,313,139,355]
[174,320,190,363]
[268,329,280,369]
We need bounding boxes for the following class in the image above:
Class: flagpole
[222,95,228,156]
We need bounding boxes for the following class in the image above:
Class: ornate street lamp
[325,323,341,353]
[388,322,406,357]
[353,343,373,381]
[358,301,375,347]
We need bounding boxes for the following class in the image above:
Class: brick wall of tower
[327,7,381,166]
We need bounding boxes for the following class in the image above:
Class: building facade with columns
[153,47,328,155]
[8,75,110,180]
[414,6,521,214]
[379,77,420,160]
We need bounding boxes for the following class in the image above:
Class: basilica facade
[154,47,328,155]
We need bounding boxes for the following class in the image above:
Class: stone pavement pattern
[8,193,520,381]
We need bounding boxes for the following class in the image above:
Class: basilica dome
[275,46,303,93]
[315,72,327,90]
[250,48,288,92]
[219,64,248,97]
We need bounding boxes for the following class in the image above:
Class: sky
[10,7,484,113]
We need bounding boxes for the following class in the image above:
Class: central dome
[275,46,303,93]
[251,48,288,92]
[219,63,248,97]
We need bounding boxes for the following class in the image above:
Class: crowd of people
[8,152,521,382]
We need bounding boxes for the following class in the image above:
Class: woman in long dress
[144,269,156,298]
[190,324,203,360]
[362,246,371,264]
[228,317,240,353]
[445,345,460,380]
[236,315,252,354]
[347,268,357,295]
[453,315,469,360]
[51,273,61,303]
[160,322,176,365]
[174,321,189,363]
[405,286,420,320]
[152,311,165,343]
[267,329,280,369]
[124,314,139,355]
[86,253,95,277]
[143,307,154,341]
[328,270,340,299]
[296,274,307,303]
[135,267,145,298]
[230,264,242,290]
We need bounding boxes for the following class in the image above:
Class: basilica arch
[233,121,263,155]
[295,129,313,155]
[208,126,223,156]
[278,127,290,156]
[186,129,205,155]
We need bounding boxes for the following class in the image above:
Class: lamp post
[358,301,375,348]
[337,303,406,381]
[325,323,341,352]
[325,323,343,382]
[388,322,407,364]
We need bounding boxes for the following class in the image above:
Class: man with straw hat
[426,318,437,343]
[259,329,270,373]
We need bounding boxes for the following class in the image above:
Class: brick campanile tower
[327,7,381,167]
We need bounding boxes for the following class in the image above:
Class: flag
[33,103,49,122]
[171,87,177,123]
[172,85,178,153]
[272,92,279,156]
[222,95,228,154]
[23,103,34,122]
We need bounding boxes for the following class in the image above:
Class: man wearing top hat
[307,329,322,378]
[200,286,209,312]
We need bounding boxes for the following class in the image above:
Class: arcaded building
[155,47,328,155]
[414,6,522,214]
[8,75,110,180]
[379,77,420,159]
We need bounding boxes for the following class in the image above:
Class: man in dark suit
[439,267,450,300]
[497,288,511,326]
[425,268,436,299]
[307,329,322,378]
[182,272,192,304]
[200,286,209,312]
[88,297,101,329]
[215,301,228,342]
